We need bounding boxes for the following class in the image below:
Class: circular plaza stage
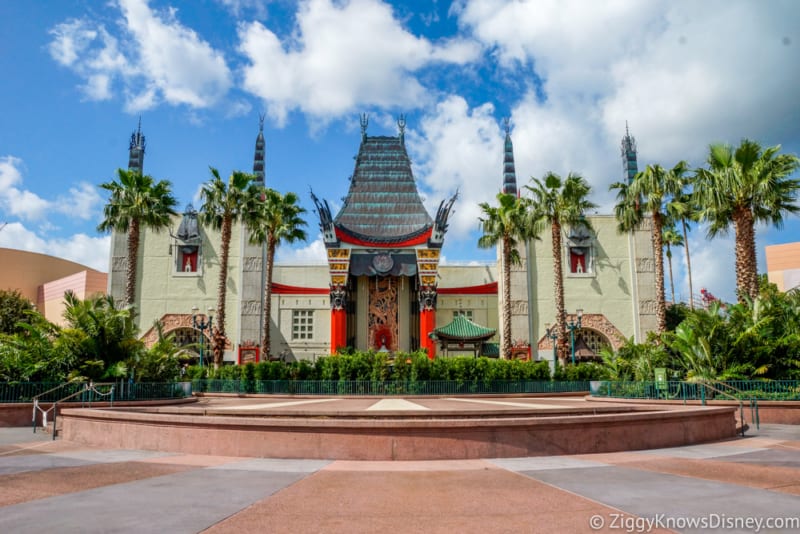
[58,395,739,461]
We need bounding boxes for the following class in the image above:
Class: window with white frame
[453,310,473,320]
[292,310,314,340]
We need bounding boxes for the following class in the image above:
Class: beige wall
[0,248,107,320]
[437,264,499,338]
[500,215,657,361]
[121,215,657,364]
[42,270,108,325]
[130,217,242,361]
[766,242,800,292]
[269,264,499,361]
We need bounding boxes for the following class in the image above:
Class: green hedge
[187,352,607,383]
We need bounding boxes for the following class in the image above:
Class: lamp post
[566,309,583,366]
[192,306,215,369]
[544,323,558,375]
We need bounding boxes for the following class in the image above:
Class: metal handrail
[32,382,85,436]
[33,382,115,440]
[699,379,757,436]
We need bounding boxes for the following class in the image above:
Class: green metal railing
[1,381,191,404]
[590,380,800,402]
[191,379,590,396]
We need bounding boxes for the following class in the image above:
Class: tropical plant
[478,193,536,358]
[0,289,37,335]
[97,169,178,308]
[199,168,262,367]
[526,172,596,364]
[134,320,185,382]
[662,224,684,305]
[694,140,800,302]
[611,161,688,332]
[59,291,143,380]
[0,316,68,382]
[248,188,308,357]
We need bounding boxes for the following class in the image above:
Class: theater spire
[502,119,517,197]
[253,113,266,183]
[128,117,145,173]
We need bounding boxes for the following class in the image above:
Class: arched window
[576,328,611,354]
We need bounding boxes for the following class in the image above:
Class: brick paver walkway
[2,401,799,533]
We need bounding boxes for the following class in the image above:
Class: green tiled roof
[433,315,496,341]
[481,343,500,357]
[334,135,433,243]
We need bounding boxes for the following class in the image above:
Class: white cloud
[275,235,328,264]
[237,0,480,124]
[48,20,129,103]
[46,234,112,272]
[57,183,104,220]
[48,18,98,67]
[601,1,800,165]
[409,96,502,240]
[0,156,51,222]
[119,0,232,109]
[0,157,104,258]
[455,0,800,170]
[0,223,110,272]
[48,0,232,111]
[680,231,736,305]
[216,0,270,19]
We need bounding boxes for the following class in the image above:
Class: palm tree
[199,168,262,368]
[478,193,535,359]
[60,291,142,380]
[249,188,308,357]
[98,169,178,308]
[666,184,699,309]
[662,224,684,305]
[611,161,687,333]
[526,172,596,364]
[695,140,800,302]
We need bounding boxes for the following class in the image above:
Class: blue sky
[1,0,799,303]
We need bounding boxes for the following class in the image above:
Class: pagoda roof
[432,315,496,341]
[333,134,433,246]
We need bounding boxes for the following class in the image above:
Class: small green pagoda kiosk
[431,314,497,358]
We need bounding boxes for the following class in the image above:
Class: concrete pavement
[1,424,798,533]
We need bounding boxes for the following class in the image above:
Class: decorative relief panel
[368,276,398,351]
[242,257,262,272]
[536,313,626,351]
[140,314,232,350]
[241,300,261,315]
[636,257,654,273]
[112,256,128,271]
[416,249,440,259]
[639,299,658,315]
[328,248,350,259]
[510,300,528,315]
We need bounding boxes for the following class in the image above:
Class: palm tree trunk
[681,218,694,310]
[666,247,675,305]
[214,216,232,368]
[125,218,140,310]
[552,221,568,365]
[651,212,667,333]
[261,237,276,358]
[502,235,512,359]
[733,206,758,302]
